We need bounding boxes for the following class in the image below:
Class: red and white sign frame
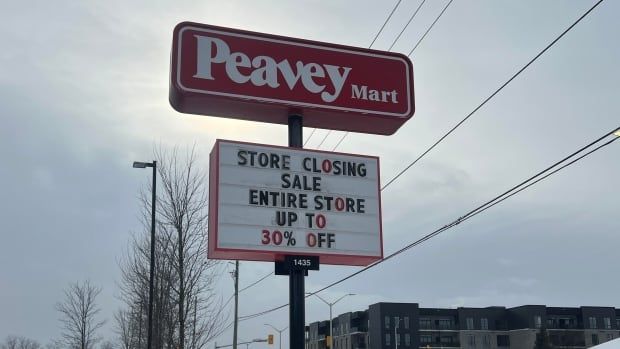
[170,22,415,135]
[208,139,383,266]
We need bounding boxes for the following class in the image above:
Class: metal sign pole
[288,115,303,149]
[287,115,305,349]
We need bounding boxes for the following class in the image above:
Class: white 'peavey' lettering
[193,35,352,103]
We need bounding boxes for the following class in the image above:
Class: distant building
[306,302,620,349]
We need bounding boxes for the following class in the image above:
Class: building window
[466,317,474,330]
[394,316,400,329]
[468,335,476,347]
[589,317,597,329]
[385,316,390,329]
[534,315,542,329]
[439,319,451,329]
[604,317,612,329]
[404,316,410,329]
[419,318,431,329]
[497,335,510,347]
[396,334,400,345]
[385,333,391,346]
[481,318,489,330]
[441,336,452,344]
[592,334,599,345]
[405,334,411,346]
[483,335,491,347]
[420,335,432,344]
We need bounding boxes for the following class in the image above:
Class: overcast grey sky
[1,0,618,347]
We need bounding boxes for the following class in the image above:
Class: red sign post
[170,22,415,135]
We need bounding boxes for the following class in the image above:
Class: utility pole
[232,260,239,349]
[132,160,157,349]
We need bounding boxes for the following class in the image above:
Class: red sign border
[208,139,384,266]
[170,22,415,135]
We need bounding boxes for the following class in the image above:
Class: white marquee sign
[208,140,383,266]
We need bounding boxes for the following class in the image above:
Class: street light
[306,293,355,349]
[264,323,288,349]
[132,160,156,349]
[245,339,267,349]
[394,317,403,349]
[216,339,267,349]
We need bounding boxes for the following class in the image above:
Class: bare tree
[114,309,133,349]
[1,336,41,349]
[1,336,18,349]
[56,280,106,349]
[17,338,40,349]
[44,340,62,349]
[116,146,227,349]
[99,341,114,349]
[156,147,226,349]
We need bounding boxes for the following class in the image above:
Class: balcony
[549,332,586,347]
[419,326,458,331]
[419,342,461,348]
[547,318,580,330]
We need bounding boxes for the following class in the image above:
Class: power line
[222,271,274,309]
[219,271,276,334]
[305,0,404,149]
[303,129,317,147]
[316,130,331,149]
[335,0,603,158]
[381,0,604,191]
[241,126,619,320]
[369,0,405,48]
[239,125,619,321]
[225,0,609,330]
[407,0,454,56]
[239,271,274,293]
[458,135,619,223]
[331,132,349,151]
[388,0,427,51]
[238,0,608,323]
[331,0,454,152]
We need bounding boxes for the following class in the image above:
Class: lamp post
[132,160,156,349]
[264,324,288,349]
[394,317,401,349]
[307,293,355,348]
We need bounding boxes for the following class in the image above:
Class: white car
[592,338,620,348]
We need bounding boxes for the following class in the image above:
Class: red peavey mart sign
[169,22,415,135]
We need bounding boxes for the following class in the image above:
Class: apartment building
[306,302,620,349]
